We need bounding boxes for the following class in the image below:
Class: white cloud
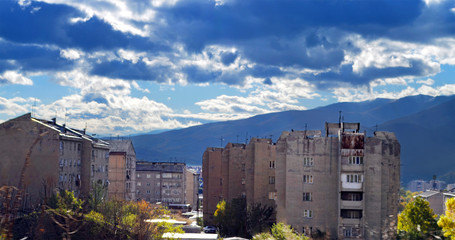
[0,71,33,85]
[416,78,435,85]
[60,49,83,60]
[0,97,33,116]
[332,83,455,102]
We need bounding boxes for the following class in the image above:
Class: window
[303,157,313,166]
[346,174,363,183]
[241,177,245,185]
[137,182,142,186]
[156,174,160,178]
[303,227,313,236]
[341,192,363,201]
[146,182,151,186]
[146,174,151,178]
[268,192,277,200]
[269,161,275,168]
[303,175,313,183]
[341,210,362,219]
[162,173,172,178]
[303,192,312,201]
[348,156,363,165]
[220,178,223,186]
[303,210,313,218]
[146,190,151,194]
[241,163,246,171]
[77,144,81,151]
[269,176,275,184]
[343,228,352,237]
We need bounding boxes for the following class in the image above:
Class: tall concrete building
[107,140,136,201]
[186,169,200,210]
[0,113,109,208]
[276,122,400,239]
[202,138,276,225]
[136,162,186,205]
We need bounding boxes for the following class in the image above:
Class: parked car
[203,226,217,233]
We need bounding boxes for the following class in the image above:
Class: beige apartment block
[276,122,400,239]
[136,162,186,205]
[202,147,223,224]
[0,113,109,208]
[202,138,276,225]
[107,140,136,201]
[186,169,200,210]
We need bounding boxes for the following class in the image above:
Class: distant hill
[131,94,455,183]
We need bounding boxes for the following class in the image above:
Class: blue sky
[1,0,455,135]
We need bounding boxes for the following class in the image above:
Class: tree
[397,196,441,239]
[214,197,274,238]
[252,222,308,240]
[247,202,274,236]
[438,197,455,239]
[47,190,84,240]
[88,182,107,212]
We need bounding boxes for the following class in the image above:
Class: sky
[1,0,455,136]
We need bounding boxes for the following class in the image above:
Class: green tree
[214,198,274,238]
[398,196,441,239]
[247,202,274,236]
[438,197,455,239]
[47,190,84,240]
[252,222,308,240]
[88,182,107,212]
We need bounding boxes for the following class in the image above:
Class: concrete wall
[108,152,126,200]
[276,131,339,238]
[202,147,223,225]
[0,113,60,207]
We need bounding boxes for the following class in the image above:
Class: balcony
[341,200,363,209]
[340,218,361,225]
[341,164,364,172]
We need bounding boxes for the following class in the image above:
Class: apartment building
[202,138,276,225]
[0,113,109,207]
[107,140,136,201]
[136,162,186,205]
[186,169,200,210]
[276,122,400,239]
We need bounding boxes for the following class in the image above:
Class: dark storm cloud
[0,0,166,52]
[90,60,172,82]
[220,51,238,66]
[0,40,74,73]
[0,0,452,88]
[306,59,439,88]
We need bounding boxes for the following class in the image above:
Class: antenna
[220,136,224,147]
[338,111,342,124]
[31,99,36,117]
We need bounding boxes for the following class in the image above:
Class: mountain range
[131,94,455,184]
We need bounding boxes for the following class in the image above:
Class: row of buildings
[0,113,199,210]
[203,122,400,239]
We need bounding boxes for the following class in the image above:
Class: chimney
[52,117,56,125]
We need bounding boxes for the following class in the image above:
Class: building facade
[186,169,200,210]
[107,140,136,201]
[202,138,276,225]
[0,113,109,208]
[276,122,400,239]
[136,162,187,205]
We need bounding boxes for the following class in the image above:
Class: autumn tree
[397,196,441,239]
[438,197,455,239]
